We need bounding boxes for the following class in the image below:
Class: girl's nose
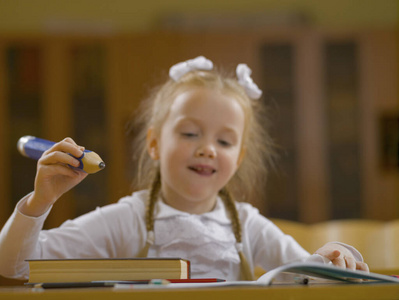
[195,144,216,159]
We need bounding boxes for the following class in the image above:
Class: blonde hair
[128,66,275,280]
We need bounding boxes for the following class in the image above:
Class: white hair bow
[169,56,213,81]
[169,56,262,100]
[236,64,262,100]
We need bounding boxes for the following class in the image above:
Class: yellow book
[26,258,190,283]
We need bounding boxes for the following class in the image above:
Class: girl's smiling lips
[188,164,216,176]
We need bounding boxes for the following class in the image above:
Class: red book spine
[168,278,225,283]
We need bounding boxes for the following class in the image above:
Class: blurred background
[0,0,397,231]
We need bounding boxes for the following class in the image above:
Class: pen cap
[17,136,55,160]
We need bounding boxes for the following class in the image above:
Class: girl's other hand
[20,137,88,217]
[314,243,369,272]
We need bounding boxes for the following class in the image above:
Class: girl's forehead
[166,88,246,130]
[169,87,243,114]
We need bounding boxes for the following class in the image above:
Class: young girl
[0,56,368,281]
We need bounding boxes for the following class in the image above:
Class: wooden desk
[1,283,398,300]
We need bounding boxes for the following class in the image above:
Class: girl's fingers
[39,151,81,168]
[40,163,82,178]
[63,137,78,146]
[61,137,85,152]
[329,250,341,260]
[344,256,357,270]
[315,244,368,272]
[331,256,346,269]
[356,261,369,272]
[42,139,85,162]
[316,249,341,261]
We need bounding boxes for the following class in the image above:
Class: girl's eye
[181,133,198,138]
[218,139,231,147]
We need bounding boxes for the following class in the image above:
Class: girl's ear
[146,127,160,160]
[237,146,246,167]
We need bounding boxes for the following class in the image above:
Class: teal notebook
[257,262,399,285]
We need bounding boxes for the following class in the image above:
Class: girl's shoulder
[234,200,259,213]
[235,201,262,219]
[90,190,150,224]
[234,201,273,225]
[117,190,149,212]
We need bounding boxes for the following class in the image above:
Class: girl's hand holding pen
[20,138,89,217]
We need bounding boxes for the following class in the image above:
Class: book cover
[257,262,399,285]
[29,278,226,289]
[26,258,190,283]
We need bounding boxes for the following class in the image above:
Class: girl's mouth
[188,166,216,176]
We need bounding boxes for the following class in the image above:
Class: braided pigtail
[137,170,161,257]
[219,188,254,281]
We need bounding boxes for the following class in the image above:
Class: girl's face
[148,87,246,214]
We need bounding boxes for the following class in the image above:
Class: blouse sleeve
[0,193,147,280]
[241,204,363,273]
[239,204,309,272]
[0,194,50,279]
[249,216,310,271]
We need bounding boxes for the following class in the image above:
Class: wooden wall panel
[295,31,329,223]
[360,30,399,220]
[41,40,75,228]
[0,42,11,228]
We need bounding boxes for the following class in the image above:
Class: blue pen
[17,136,105,174]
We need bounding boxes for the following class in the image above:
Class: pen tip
[99,162,105,169]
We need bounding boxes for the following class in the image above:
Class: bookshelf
[324,41,362,219]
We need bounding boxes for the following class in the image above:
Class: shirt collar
[154,196,232,225]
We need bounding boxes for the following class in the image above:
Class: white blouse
[0,190,362,281]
